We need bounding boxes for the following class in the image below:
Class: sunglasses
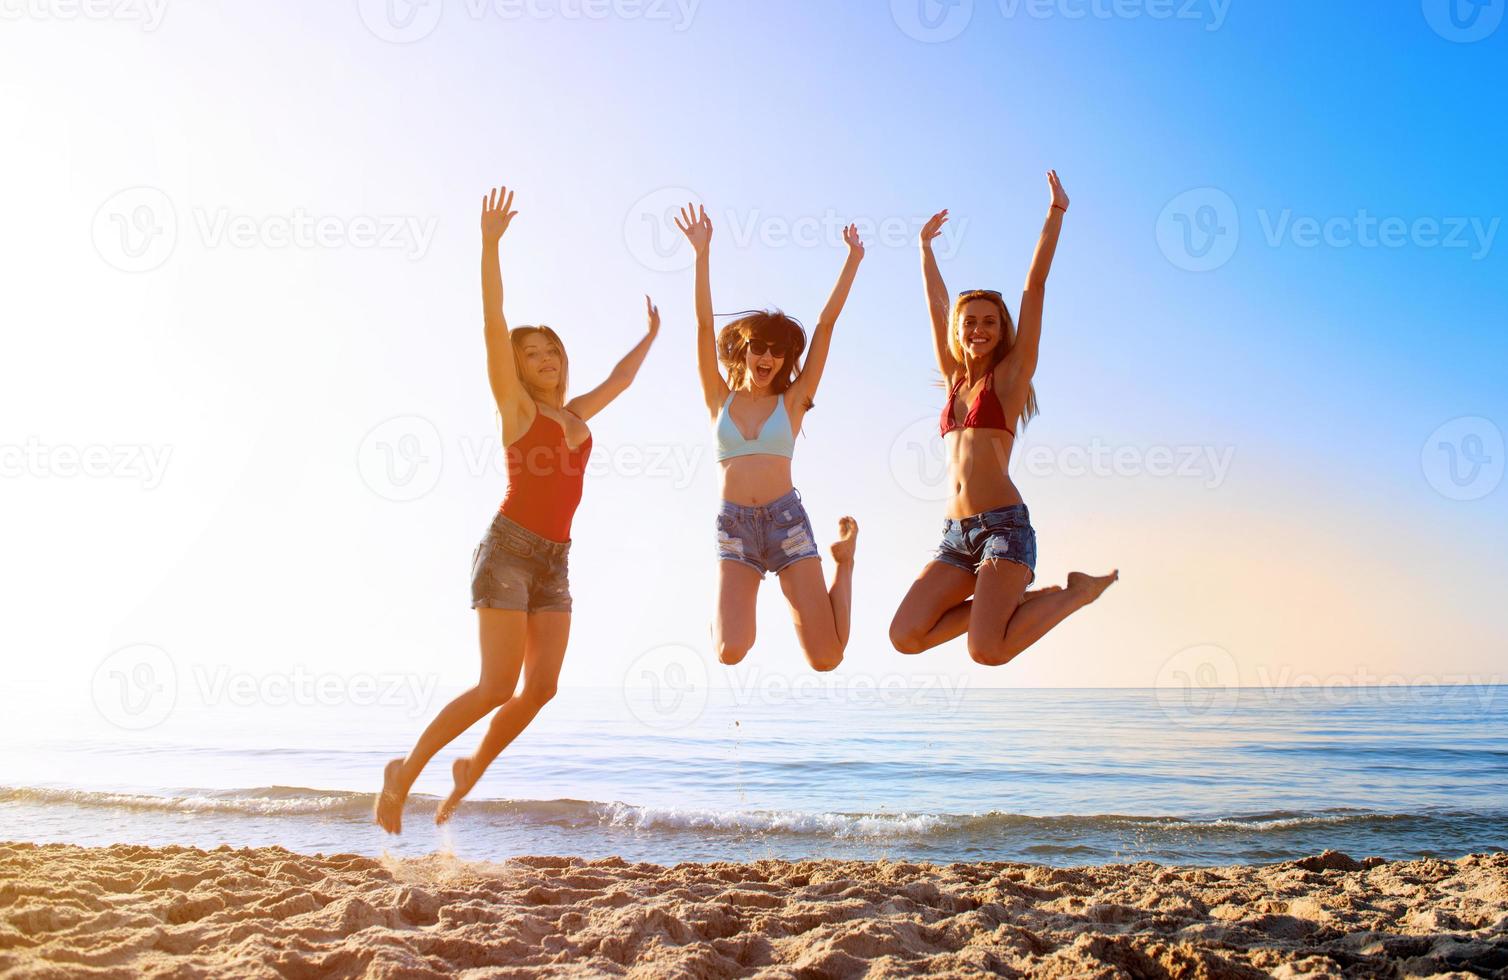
[958,289,1004,299]
[747,339,789,358]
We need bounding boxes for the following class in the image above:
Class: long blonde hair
[946,289,1038,428]
[509,325,569,408]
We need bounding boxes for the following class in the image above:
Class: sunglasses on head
[748,339,789,358]
[959,289,1004,299]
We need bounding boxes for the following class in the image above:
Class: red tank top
[499,411,592,543]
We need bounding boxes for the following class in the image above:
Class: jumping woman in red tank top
[889,171,1118,667]
[375,186,659,832]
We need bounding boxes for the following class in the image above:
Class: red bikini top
[940,375,1013,437]
[500,410,592,543]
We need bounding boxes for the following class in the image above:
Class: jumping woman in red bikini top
[889,170,1118,668]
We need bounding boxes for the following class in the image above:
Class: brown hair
[947,289,1038,428]
[717,310,812,407]
[509,325,569,408]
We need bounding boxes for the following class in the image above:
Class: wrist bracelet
[1051,204,1067,214]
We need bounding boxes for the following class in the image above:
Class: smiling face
[509,326,569,405]
[957,298,1003,360]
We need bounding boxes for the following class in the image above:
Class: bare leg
[889,561,977,654]
[969,566,1118,667]
[436,611,570,825]
[374,608,526,834]
[713,560,762,666]
[777,518,858,672]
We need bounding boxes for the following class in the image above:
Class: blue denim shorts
[471,513,572,613]
[934,503,1037,584]
[716,488,821,577]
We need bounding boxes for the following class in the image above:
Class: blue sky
[1,0,1504,719]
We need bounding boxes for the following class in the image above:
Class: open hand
[1047,170,1069,213]
[843,223,865,260]
[673,203,712,254]
[920,209,948,248]
[481,186,517,243]
[644,295,660,339]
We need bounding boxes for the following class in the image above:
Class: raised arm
[789,224,864,408]
[480,186,531,431]
[1002,171,1068,385]
[565,296,660,421]
[673,203,727,418]
[919,209,957,378]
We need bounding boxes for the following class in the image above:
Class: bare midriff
[943,427,1022,519]
[720,456,795,507]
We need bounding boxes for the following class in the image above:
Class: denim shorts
[470,513,572,613]
[716,488,821,577]
[934,503,1037,584]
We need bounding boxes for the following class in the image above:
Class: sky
[2,0,1505,728]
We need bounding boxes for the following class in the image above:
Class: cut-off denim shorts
[716,488,821,577]
[470,513,572,613]
[934,503,1037,584]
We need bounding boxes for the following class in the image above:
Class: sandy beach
[1,841,1504,978]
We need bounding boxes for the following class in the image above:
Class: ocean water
[2,684,1505,867]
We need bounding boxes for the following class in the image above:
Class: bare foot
[1020,585,1063,604]
[435,757,472,826]
[829,516,858,564]
[374,758,406,834]
[1067,570,1119,603]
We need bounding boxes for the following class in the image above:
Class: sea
[3,682,1504,867]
